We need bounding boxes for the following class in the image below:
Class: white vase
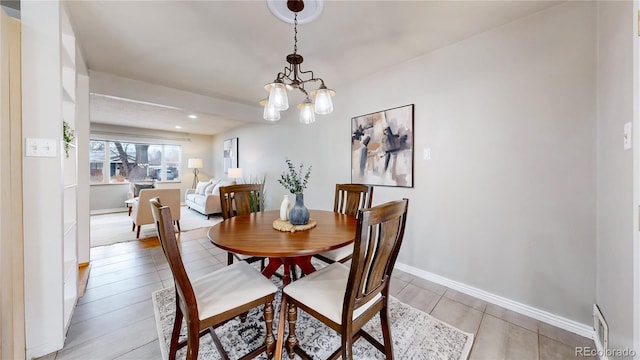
[280,194,293,220]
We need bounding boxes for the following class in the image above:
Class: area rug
[152,284,474,360]
[90,206,222,247]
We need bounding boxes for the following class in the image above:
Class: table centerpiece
[278,158,312,225]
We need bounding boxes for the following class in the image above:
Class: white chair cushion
[283,262,380,325]
[185,193,197,202]
[319,243,353,262]
[192,261,277,321]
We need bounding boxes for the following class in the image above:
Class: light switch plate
[424,148,431,160]
[25,138,57,157]
[624,122,632,150]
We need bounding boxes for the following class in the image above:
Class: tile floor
[39,227,596,359]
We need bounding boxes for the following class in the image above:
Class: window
[90,140,182,184]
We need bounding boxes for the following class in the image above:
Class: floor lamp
[188,158,203,189]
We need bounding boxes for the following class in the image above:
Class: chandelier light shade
[267,82,289,111]
[311,85,334,115]
[263,0,335,124]
[261,98,281,122]
[298,98,315,124]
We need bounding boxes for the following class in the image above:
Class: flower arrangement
[278,158,312,194]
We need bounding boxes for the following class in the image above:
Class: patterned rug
[152,279,474,360]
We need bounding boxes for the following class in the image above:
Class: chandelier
[262,0,335,124]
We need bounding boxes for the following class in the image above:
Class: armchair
[127,181,155,200]
[131,188,181,238]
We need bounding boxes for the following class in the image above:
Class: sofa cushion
[185,193,197,202]
[195,181,209,195]
[193,195,207,206]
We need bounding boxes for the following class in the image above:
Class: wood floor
[38,227,595,360]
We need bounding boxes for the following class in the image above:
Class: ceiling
[67,0,562,136]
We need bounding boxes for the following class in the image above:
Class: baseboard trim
[593,336,610,360]
[90,207,127,215]
[395,262,595,339]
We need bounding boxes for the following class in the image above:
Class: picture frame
[351,104,414,187]
[223,137,238,174]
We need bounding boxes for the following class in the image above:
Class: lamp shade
[267,82,289,111]
[187,158,203,169]
[312,86,335,115]
[261,98,281,122]
[298,99,316,124]
[228,168,243,179]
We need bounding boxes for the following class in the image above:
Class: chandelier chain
[294,13,298,54]
[263,2,334,123]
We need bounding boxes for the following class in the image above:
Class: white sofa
[185,178,236,218]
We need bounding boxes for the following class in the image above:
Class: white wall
[22,2,65,356]
[214,1,598,327]
[213,116,334,211]
[89,123,214,211]
[596,0,635,351]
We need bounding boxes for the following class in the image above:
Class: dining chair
[313,183,374,265]
[219,184,267,270]
[283,198,409,360]
[150,197,277,360]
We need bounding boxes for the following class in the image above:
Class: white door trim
[632,2,640,359]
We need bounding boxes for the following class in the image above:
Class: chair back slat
[364,218,401,293]
[333,184,373,218]
[219,184,264,220]
[150,197,197,317]
[346,199,408,314]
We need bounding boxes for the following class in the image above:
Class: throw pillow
[204,182,216,195]
[212,179,236,196]
[195,181,209,195]
[133,183,154,197]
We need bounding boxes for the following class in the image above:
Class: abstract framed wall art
[223,137,238,174]
[351,104,414,187]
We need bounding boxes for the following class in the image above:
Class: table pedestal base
[262,256,316,284]
[264,256,316,360]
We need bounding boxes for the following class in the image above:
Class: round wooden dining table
[207,209,357,284]
[208,209,357,359]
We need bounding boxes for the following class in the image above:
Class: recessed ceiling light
[188,114,197,119]
[175,125,182,129]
